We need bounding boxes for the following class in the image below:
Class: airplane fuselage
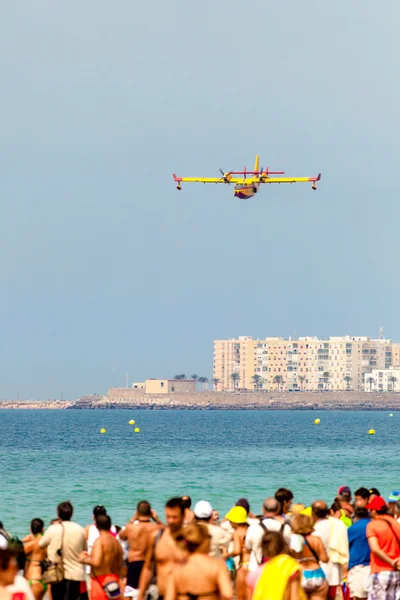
[233,181,259,199]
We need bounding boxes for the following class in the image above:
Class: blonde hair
[173,522,210,553]
[291,514,315,535]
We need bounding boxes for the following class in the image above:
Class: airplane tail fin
[254,154,260,173]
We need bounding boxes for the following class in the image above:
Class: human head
[366,496,388,518]
[275,488,294,514]
[354,507,369,521]
[290,504,306,515]
[225,506,248,529]
[369,488,380,502]
[211,510,220,524]
[291,514,314,535]
[330,500,342,516]
[174,523,210,554]
[137,501,152,518]
[236,498,250,514]
[395,500,400,520]
[387,491,400,515]
[354,487,370,509]
[57,501,73,521]
[30,519,44,535]
[262,497,281,517]
[194,501,213,522]
[93,505,107,518]
[312,501,329,521]
[165,497,185,532]
[0,549,18,586]
[337,486,352,502]
[261,531,288,559]
[95,514,112,531]
[181,496,192,510]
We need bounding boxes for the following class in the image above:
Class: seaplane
[173,155,321,199]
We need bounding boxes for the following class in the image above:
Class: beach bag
[102,581,121,600]
[41,524,64,584]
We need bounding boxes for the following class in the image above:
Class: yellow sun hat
[225,506,248,524]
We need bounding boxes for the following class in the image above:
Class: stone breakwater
[0,391,399,410]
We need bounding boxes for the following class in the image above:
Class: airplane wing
[259,174,321,184]
[173,174,244,184]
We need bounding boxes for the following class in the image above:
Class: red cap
[366,496,387,511]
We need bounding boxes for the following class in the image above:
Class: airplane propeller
[219,168,231,183]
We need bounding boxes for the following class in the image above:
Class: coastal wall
[74,390,400,410]
[1,391,399,410]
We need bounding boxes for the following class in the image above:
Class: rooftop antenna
[293,330,297,341]
[379,327,384,339]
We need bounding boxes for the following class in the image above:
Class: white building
[364,368,400,392]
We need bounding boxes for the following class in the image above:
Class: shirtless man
[23,519,48,600]
[139,498,187,600]
[80,514,123,600]
[119,501,161,599]
[181,497,195,526]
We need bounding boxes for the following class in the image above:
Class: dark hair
[0,548,17,571]
[0,522,4,530]
[355,488,370,500]
[236,498,250,514]
[331,501,342,513]
[181,496,192,510]
[369,488,380,496]
[376,506,389,515]
[312,504,329,519]
[93,505,107,517]
[137,501,151,517]
[31,519,44,535]
[95,514,112,531]
[354,507,369,519]
[261,531,288,559]
[275,488,294,506]
[57,501,73,521]
[166,497,185,514]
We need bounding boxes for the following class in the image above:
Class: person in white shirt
[39,501,87,600]
[245,497,292,571]
[193,501,232,558]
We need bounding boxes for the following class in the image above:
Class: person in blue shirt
[347,508,371,600]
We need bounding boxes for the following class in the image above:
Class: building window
[160,382,164,388]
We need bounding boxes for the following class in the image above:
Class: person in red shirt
[366,496,400,600]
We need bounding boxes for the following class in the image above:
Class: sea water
[0,409,398,536]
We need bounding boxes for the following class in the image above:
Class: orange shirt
[366,515,400,573]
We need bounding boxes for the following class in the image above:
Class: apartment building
[364,367,400,392]
[213,335,399,392]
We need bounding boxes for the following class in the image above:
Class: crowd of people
[1,486,400,600]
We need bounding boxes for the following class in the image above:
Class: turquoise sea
[0,409,398,537]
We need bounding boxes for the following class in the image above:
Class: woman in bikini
[22,519,48,600]
[165,523,233,600]
[290,515,328,600]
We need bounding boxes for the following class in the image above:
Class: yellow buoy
[134,427,140,433]
[368,429,375,435]
[389,414,393,417]
[129,420,135,425]
[314,419,321,424]
[100,428,106,434]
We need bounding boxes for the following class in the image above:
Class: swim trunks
[127,561,145,590]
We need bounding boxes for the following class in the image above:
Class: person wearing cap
[222,507,250,600]
[386,491,400,517]
[337,487,354,523]
[193,501,232,558]
[366,496,400,599]
[245,498,292,572]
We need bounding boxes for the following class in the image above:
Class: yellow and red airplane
[173,155,321,199]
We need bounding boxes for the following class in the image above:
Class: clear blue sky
[1,0,399,399]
